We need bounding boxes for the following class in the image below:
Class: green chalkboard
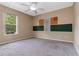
[33,26,44,31]
[51,24,72,32]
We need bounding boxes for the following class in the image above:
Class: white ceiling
[0,2,73,16]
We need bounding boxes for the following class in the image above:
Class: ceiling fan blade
[38,8,45,11]
[32,10,38,14]
[35,10,38,14]
[20,2,38,7]
[25,9,30,12]
[20,3,30,7]
[32,2,38,5]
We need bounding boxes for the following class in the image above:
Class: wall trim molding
[0,36,73,47]
[74,44,79,55]
[0,37,33,45]
[34,37,73,43]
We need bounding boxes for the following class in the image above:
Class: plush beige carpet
[0,38,78,56]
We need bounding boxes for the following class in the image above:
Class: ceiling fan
[20,2,44,14]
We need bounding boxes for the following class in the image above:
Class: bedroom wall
[0,5,33,44]
[74,2,79,55]
[0,4,74,44]
[33,6,74,42]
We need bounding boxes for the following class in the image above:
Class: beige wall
[74,2,79,55]
[0,5,33,44]
[0,4,74,44]
[33,6,74,42]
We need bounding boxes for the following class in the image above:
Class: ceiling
[0,2,73,16]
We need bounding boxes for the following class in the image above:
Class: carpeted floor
[0,38,78,56]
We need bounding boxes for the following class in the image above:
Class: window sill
[4,32,18,36]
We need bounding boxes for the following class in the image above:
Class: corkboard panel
[39,19,44,26]
[50,17,58,25]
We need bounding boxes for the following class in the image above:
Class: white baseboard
[49,38,73,43]
[74,44,79,55]
[0,36,33,45]
[34,37,73,43]
[0,36,73,45]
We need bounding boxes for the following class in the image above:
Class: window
[4,13,17,34]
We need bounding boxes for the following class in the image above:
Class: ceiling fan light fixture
[30,6,36,11]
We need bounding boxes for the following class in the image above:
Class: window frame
[3,13,18,35]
